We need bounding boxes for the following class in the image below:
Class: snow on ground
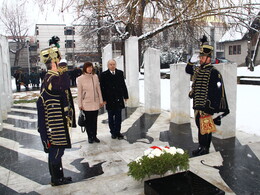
[237,65,260,76]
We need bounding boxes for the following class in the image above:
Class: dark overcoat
[100,69,128,110]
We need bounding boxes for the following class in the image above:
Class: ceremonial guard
[36,36,76,186]
[185,36,229,156]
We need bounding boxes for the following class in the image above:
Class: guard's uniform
[37,69,76,185]
[186,63,229,151]
[185,35,230,156]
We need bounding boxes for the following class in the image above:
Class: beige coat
[77,73,103,111]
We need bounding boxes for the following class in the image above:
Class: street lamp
[25,37,30,75]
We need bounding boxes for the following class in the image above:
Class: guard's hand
[189,53,199,64]
[213,116,221,126]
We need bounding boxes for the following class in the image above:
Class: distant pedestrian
[14,69,22,92]
[100,59,128,140]
[40,69,47,82]
[23,71,30,91]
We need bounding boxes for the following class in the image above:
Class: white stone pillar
[0,35,12,131]
[170,63,190,124]
[125,36,139,107]
[102,44,112,72]
[214,63,237,139]
[115,55,124,72]
[144,48,161,114]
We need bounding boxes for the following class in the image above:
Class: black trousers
[49,147,65,165]
[83,110,99,139]
[107,108,122,136]
[195,111,212,148]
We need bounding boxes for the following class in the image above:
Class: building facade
[35,24,101,68]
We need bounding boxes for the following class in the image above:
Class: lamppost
[25,37,30,75]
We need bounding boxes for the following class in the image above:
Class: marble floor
[0,97,260,194]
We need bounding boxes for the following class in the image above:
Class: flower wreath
[127,146,189,181]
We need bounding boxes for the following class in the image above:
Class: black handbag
[78,110,86,133]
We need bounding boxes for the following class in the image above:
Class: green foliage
[14,99,37,104]
[127,151,189,181]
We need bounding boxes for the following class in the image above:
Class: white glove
[190,53,199,63]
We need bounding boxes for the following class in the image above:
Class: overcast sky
[0,0,75,36]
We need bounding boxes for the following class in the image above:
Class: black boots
[49,162,72,186]
[192,146,209,156]
[88,137,100,143]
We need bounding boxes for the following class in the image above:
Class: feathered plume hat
[199,35,213,57]
[40,36,61,64]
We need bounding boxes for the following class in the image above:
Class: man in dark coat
[185,36,229,156]
[37,46,76,186]
[100,59,129,140]
[14,69,22,92]
[40,69,47,82]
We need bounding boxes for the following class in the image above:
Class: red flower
[150,146,162,150]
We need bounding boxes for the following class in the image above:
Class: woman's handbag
[200,114,217,135]
[78,110,86,133]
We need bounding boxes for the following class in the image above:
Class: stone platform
[0,92,260,194]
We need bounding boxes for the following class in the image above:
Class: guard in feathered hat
[185,35,230,156]
[37,36,76,186]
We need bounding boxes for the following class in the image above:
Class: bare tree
[35,0,260,65]
[74,1,259,58]
[0,2,30,67]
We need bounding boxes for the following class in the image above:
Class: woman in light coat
[77,62,104,143]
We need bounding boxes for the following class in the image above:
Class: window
[216,42,224,50]
[229,45,241,55]
[65,40,75,48]
[237,45,241,54]
[29,45,37,51]
[64,27,75,35]
[229,46,233,55]
[233,45,237,54]
[36,26,39,35]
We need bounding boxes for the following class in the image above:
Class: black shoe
[198,147,209,156]
[117,133,124,140]
[94,137,100,143]
[63,176,72,182]
[111,134,117,139]
[192,146,202,156]
[88,138,94,144]
[192,146,209,156]
[51,177,72,186]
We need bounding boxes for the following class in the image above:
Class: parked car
[214,58,232,64]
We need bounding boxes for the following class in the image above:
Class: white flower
[151,148,163,157]
[148,154,155,158]
[162,147,170,154]
[135,156,142,163]
[144,148,152,156]
[176,148,184,154]
[168,147,177,155]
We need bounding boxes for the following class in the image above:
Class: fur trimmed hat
[199,35,213,57]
